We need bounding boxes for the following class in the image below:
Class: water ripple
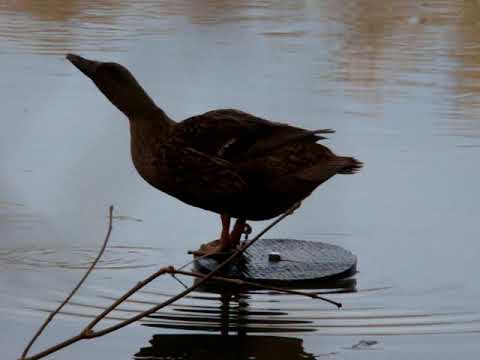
[0,245,163,270]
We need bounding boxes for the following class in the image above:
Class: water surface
[1,1,480,359]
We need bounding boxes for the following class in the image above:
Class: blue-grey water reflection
[1,1,480,359]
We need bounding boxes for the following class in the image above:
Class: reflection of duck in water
[142,279,356,334]
[134,334,316,360]
[137,281,354,359]
[67,54,362,256]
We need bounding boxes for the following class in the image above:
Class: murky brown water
[2,1,480,359]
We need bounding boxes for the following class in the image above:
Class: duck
[66,54,362,256]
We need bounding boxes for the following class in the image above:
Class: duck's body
[67,54,362,254]
[130,108,359,221]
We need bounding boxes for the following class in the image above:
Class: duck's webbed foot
[189,239,234,258]
[189,214,235,259]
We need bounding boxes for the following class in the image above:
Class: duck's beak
[66,53,100,78]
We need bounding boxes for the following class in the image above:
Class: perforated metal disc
[194,239,357,285]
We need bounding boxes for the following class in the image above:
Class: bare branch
[84,265,175,331]
[21,205,114,360]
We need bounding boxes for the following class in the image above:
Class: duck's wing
[177,109,333,162]
[243,127,334,159]
[165,145,248,205]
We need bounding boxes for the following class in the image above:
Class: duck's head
[66,53,156,118]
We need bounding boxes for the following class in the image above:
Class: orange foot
[189,215,245,259]
[189,239,235,259]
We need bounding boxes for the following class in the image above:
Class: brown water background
[1,1,480,359]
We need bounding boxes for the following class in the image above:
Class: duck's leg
[190,214,232,256]
[230,218,246,247]
[219,214,232,250]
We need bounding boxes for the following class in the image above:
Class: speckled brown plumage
[67,54,362,252]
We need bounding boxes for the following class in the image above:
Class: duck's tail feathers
[294,155,362,184]
[313,128,335,135]
[337,157,363,174]
[312,128,335,140]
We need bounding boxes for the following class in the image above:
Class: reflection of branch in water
[134,334,316,360]
[22,202,340,360]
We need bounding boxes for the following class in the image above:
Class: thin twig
[84,265,175,331]
[21,205,114,360]
[173,269,342,308]
[170,273,189,289]
[178,251,214,271]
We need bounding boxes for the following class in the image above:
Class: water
[1,0,480,359]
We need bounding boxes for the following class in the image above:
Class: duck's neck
[129,107,175,185]
[129,107,174,138]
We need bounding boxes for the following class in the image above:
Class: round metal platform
[194,238,357,285]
